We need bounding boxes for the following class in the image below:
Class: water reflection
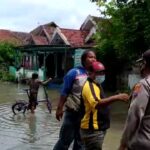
[13,114,26,122]
[27,114,37,143]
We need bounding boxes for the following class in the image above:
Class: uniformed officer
[119,49,150,150]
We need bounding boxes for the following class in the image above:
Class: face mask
[95,75,105,84]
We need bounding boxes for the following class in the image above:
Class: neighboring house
[80,15,97,42]
[0,29,27,45]
[80,15,102,44]
[8,15,100,82]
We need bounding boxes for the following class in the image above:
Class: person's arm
[55,95,67,121]
[118,83,149,150]
[41,77,52,85]
[95,93,129,108]
[82,82,129,109]
[55,69,77,121]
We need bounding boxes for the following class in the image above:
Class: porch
[10,45,88,86]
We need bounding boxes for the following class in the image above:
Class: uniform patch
[132,83,142,98]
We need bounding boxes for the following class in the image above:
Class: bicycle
[12,86,52,115]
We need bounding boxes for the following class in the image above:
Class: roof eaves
[51,27,70,45]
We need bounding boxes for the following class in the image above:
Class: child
[27,73,52,113]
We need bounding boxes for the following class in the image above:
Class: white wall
[16,68,44,80]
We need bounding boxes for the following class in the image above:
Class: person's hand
[55,106,63,121]
[115,93,129,102]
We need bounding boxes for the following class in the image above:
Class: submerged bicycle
[12,86,52,115]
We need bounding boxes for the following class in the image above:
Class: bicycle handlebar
[21,85,49,99]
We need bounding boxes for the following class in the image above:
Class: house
[0,29,27,45]
[9,15,100,82]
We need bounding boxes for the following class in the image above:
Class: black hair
[81,49,95,67]
[143,49,150,67]
[32,73,38,79]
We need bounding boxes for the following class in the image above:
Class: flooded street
[0,82,129,150]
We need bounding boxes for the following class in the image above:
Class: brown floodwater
[0,81,129,150]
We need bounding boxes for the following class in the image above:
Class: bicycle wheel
[12,101,27,115]
[46,99,52,113]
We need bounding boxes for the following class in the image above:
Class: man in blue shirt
[53,50,96,150]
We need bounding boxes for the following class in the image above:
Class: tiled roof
[13,31,30,40]
[30,22,57,44]
[30,25,43,35]
[24,34,49,45]
[32,35,49,45]
[0,29,24,45]
[30,22,57,35]
[44,26,55,34]
[13,31,30,45]
[43,26,56,43]
[43,22,58,28]
[60,28,89,47]
[0,16,97,47]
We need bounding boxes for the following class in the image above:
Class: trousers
[80,129,106,150]
[53,110,82,150]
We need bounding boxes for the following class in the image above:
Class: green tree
[0,42,18,81]
[0,42,16,66]
[91,0,150,90]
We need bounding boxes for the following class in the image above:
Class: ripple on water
[0,103,61,150]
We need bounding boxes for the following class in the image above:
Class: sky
[0,0,100,33]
